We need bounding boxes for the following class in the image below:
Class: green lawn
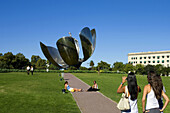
[0,72,80,113]
[73,73,170,113]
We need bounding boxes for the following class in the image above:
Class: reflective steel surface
[40,27,96,69]
[40,42,68,68]
[79,27,93,61]
[56,36,79,66]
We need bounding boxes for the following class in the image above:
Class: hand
[146,110,149,112]
[160,109,163,112]
[143,110,149,113]
[122,76,127,84]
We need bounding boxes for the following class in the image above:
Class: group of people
[64,71,169,113]
[26,65,34,75]
[64,80,98,92]
[117,71,169,113]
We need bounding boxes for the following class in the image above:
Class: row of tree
[0,52,169,75]
[86,60,170,76]
[112,62,170,75]
[0,52,46,70]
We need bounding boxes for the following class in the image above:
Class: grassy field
[0,72,80,113]
[73,73,170,113]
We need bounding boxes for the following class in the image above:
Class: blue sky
[0,0,170,67]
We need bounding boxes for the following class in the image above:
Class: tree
[124,64,134,73]
[113,62,125,71]
[164,67,170,76]
[31,55,40,68]
[97,61,111,70]
[36,59,46,69]
[12,53,30,69]
[90,60,94,70]
[2,52,15,69]
[90,60,94,67]
[0,54,6,69]
[155,64,163,75]
[135,64,145,75]
[144,65,155,74]
[67,66,77,70]
[80,66,88,70]
[48,64,60,70]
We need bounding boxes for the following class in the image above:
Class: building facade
[128,50,170,67]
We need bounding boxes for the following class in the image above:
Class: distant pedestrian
[26,66,30,75]
[30,66,34,75]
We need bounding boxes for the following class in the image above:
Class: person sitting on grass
[87,80,99,91]
[64,81,82,92]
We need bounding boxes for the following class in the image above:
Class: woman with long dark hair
[117,72,141,113]
[142,71,169,113]
[64,81,82,92]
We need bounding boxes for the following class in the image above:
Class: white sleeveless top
[122,86,138,113]
[146,87,159,110]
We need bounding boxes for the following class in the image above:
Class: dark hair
[148,71,163,100]
[94,80,96,83]
[127,72,138,100]
[64,81,68,85]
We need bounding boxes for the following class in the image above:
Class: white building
[128,50,170,67]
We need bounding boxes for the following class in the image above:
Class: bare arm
[142,85,148,112]
[64,84,67,90]
[117,76,126,93]
[160,91,170,112]
[138,86,141,93]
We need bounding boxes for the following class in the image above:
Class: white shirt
[122,86,138,113]
[30,67,33,71]
[27,66,30,70]
[146,88,159,110]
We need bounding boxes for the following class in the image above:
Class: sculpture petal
[40,42,68,68]
[91,29,96,53]
[56,37,79,66]
[79,27,93,61]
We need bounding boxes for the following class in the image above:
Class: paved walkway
[64,73,120,113]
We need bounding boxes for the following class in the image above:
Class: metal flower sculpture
[40,27,96,69]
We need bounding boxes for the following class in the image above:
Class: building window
[157,60,160,63]
[140,61,142,63]
[153,61,155,63]
[136,57,137,59]
[148,61,151,63]
[134,62,135,64]
[144,57,146,59]
[167,60,169,63]
[153,56,155,59]
[157,56,160,59]
[162,56,164,58]
[167,55,169,58]
[131,57,133,60]
[144,61,146,64]
[140,57,142,59]
[162,60,164,63]
[148,56,151,59]
[131,62,133,64]
[136,61,137,63]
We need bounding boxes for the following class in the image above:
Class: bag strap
[125,86,129,98]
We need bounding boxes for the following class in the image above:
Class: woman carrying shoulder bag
[117,72,141,113]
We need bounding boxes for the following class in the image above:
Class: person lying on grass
[64,81,82,92]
